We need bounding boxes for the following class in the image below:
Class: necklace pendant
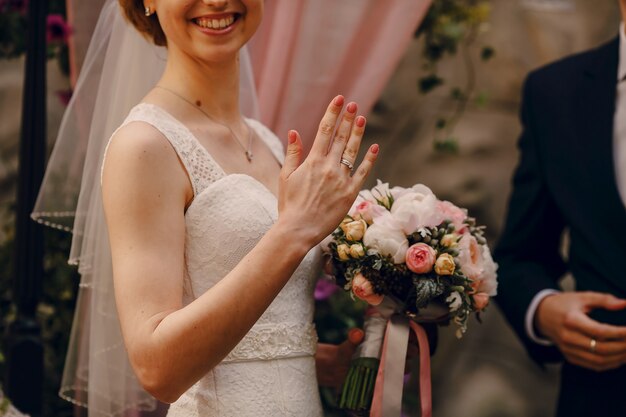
[246,150,253,162]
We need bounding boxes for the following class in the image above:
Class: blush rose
[351,273,384,305]
[405,243,437,274]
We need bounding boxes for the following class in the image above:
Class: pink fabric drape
[249,0,432,151]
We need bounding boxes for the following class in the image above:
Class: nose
[202,0,228,10]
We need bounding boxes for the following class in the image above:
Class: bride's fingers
[309,95,344,157]
[328,102,357,158]
[351,144,379,188]
[281,130,302,179]
[340,115,366,167]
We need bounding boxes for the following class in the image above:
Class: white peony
[363,222,408,264]
[361,180,393,208]
[390,187,442,235]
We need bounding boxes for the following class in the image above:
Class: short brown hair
[118,0,167,46]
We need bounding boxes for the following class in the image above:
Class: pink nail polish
[347,102,357,113]
[356,116,366,127]
[334,95,344,106]
[288,130,297,144]
[371,144,379,154]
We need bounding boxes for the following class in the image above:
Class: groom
[495,2,626,417]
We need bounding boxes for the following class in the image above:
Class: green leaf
[475,91,489,107]
[434,138,459,154]
[413,278,445,309]
[419,74,444,94]
[481,46,495,61]
[450,87,465,101]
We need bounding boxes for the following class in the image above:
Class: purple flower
[314,278,338,301]
[55,89,72,106]
[46,14,71,44]
[1,0,28,14]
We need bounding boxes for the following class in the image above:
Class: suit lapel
[576,37,626,220]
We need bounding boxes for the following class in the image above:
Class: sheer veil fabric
[31,1,259,415]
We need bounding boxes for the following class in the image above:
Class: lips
[193,13,238,30]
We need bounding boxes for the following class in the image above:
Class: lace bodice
[117,103,323,416]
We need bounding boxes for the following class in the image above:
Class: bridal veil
[31,1,259,414]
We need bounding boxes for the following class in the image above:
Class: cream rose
[349,244,365,259]
[441,233,459,248]
[434,253,456,276]
[337,244,350,261]
[363,222,409,264]
[341,219,367,242]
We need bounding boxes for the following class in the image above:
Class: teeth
[195,15,235,29]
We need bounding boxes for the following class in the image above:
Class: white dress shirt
[525,23,626,345]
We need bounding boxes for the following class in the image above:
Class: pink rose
[405,243,437,274]
[351,274,384,305]
[353,200,387,224]
[473,292,490,311]
[458,234,483,280]
[437,200,468,233]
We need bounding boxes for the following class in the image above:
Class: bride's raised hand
[277,95,379,248]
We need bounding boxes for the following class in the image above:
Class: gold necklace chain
[155,85,254,162]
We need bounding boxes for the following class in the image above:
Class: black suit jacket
[495,37,626,416]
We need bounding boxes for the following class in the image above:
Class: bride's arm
[102,97,378,404]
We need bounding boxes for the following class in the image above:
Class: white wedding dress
[113,103,324,417]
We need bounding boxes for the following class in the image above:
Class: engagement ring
[340,158,354,170]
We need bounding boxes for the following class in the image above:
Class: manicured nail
[334,95,344,106]
[288,130,297,144]
[347,102,357,113]
[356,116,366,128]
[371,144,379,154]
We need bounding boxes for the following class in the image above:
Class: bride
[35,0,379,416]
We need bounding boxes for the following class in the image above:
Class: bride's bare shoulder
[102,120,190,202]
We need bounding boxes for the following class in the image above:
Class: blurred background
[0,0,622,416]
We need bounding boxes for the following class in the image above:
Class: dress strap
[118,103,226,197]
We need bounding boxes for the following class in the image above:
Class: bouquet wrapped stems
[339,314,387,412]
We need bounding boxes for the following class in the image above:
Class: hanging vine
[415,0,495,152]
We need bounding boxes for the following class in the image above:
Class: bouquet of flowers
[322,180,498,416]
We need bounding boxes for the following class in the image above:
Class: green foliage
[0,0,70,77]
[0,11,27,58]
[416,0,495,152]
[0,203,78,417]
[314,290,368,415]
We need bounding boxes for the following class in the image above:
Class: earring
[145,6,152,16]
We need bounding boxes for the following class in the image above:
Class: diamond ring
[340,158,354,170]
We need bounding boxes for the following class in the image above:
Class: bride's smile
[155,0,262,63]
[193,13,239,33]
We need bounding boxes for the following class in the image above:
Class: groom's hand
[315,328,364,389]
[536,292,626,371]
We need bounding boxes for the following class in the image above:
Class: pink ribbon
[370,317,432,417]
